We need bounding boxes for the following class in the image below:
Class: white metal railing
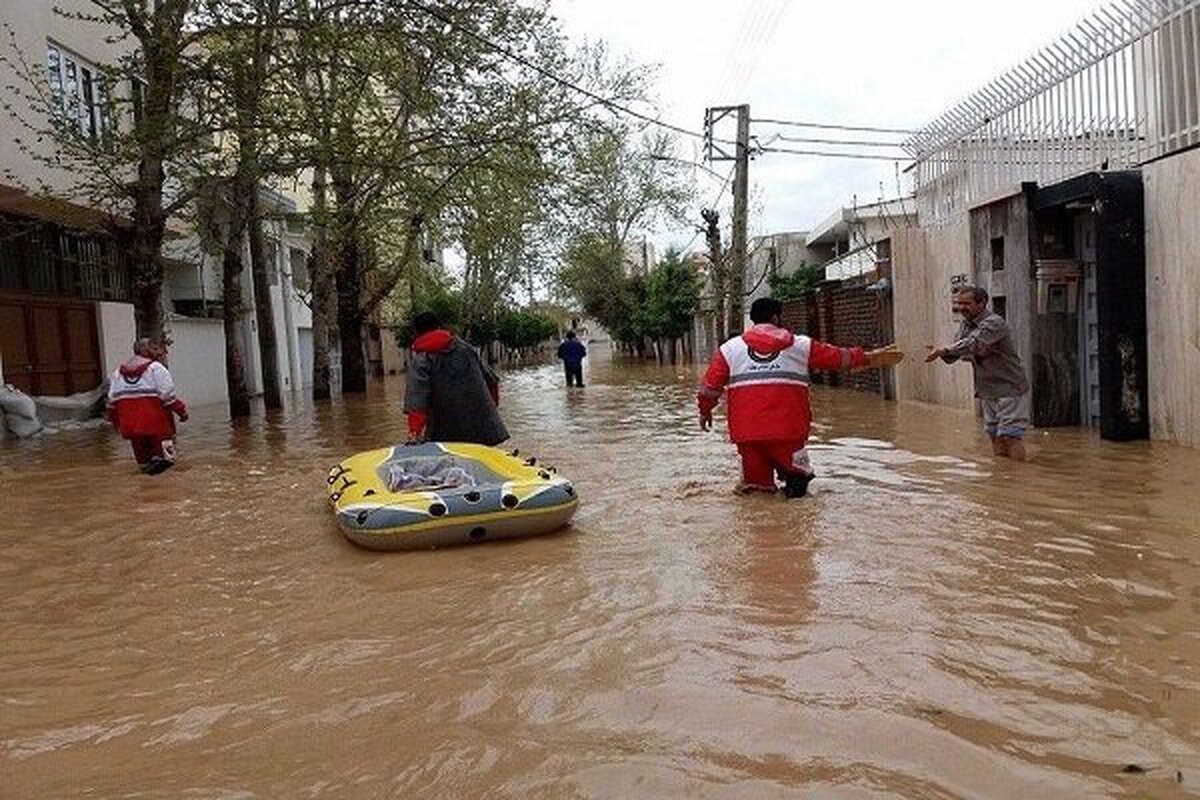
[906,0,1200,225]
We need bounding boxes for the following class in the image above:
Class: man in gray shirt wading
[926,286,1031,461]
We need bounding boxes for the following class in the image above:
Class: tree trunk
[336,231,367,394]
[222,237,252,419]
[248,187,283,409]
[131,161,167,339]
[310,167,333,401]
[702,208,726,344]
[332,162,366,395]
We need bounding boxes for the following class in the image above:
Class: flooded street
[3,345,1200,799]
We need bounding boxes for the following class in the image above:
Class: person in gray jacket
[404,312,509,446]
[926,285,1031,461]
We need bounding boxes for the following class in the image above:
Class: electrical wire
[713,1,773,101]
[757,145,910,162]
[771,133,907,149]
[705,164,736,210]
[752,117,919,135]
[677,164,735,255]
[720,0,788,101]
[405,1,735,145]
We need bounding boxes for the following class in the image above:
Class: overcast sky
[551,0,1103,251]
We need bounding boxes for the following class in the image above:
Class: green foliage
[558,233,627,328]
[496,310,558,351]
[395,281,555,354]
[554,119,695,337]
[768,264,825,302]
[640,249,700,340]
[562,245,699,345]
[396,283,464,347]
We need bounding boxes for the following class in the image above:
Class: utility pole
[727,104,750,337]
[704,103,751,337]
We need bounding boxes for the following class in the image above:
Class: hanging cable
[752,117,919,135]
[757,145,910,162]
[676,164,736,255]
[770,133,908,149]
[405,1,736,145]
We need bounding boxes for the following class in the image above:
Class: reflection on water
[2,344,1199,798]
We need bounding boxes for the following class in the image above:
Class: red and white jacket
[698,324,866,443]
[106,356,187,439]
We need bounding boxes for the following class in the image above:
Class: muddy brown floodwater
[2,345,1199,799]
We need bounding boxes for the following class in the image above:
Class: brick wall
[781,276,884,393]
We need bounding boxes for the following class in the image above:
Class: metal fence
[906,0,1200,225]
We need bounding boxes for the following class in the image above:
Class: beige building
[622,237,657,277]
[0,3,317,408]
[0,2,138,398]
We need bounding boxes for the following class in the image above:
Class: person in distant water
[699,297,902,498]
[557,330,587,388]
[404,311,509,446]
[926,285,1031,461]
[106,337,188,474]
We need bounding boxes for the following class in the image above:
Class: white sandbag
[0,384,38,419]
[5,413,43,438]
[1,385,44,438]
[34,380,107,425]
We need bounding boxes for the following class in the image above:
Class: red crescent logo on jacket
[747,347,779,364]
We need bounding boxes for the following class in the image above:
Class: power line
[758,145,911,162]
[770,133,907,149]
[714,1,772,101]
[706,164,736,209]
[678,165,735,255]
[405,1,734,145]
[752,117,918,135]
[720,0,788,101]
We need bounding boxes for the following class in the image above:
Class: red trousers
[736,440,811,489]
[130,436,173,465]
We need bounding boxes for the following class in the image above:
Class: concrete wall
[298,328,314,388]
[890,223,975,409]
[165,316,228,408]
[1144,147,1200,448]
[96,301,136,374]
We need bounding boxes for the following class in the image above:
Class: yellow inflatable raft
[327,442,579,550]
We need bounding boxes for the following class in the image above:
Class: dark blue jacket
[557,339,587,366]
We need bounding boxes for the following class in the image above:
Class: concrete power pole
[727,104,750,337]
[704,103,751,338]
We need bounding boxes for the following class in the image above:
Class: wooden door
[0,297,100,396]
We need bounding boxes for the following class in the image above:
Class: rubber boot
[143,457,174,476]
[782,471,814,499]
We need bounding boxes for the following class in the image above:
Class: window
[46,42,109,141]
[993,295,1007,318]
[990,236,1005,271]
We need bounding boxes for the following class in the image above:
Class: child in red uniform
[699,297,898,498]
[107,338,188,474]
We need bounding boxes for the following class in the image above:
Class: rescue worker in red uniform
[106,338,188,474]
[699,297,897,498]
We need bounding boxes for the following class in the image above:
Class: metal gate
[1075,215,1101,427]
